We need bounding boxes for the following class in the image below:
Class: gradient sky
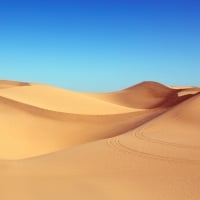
[0,0,200,91]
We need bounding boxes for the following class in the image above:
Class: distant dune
[0,80,200,200]
[86,81,184,108]
[0,80,30,89]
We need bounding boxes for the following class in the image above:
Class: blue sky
[0,0,199,91]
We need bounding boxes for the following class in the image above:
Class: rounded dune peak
[122,81,174,98]
[124,81,170,90]
[87,81,180,109]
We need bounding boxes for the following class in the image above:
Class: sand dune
[0,83,139,114]
[0,80,200,200]
[0,80,30,89]
[113,93,200,163]
[86,81,182,108]
[0,95,163,159]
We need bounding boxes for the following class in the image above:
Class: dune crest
[0,80,30,89]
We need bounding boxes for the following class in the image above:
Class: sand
[0,80,200,200]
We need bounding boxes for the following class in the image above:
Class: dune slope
[0,95,164,159]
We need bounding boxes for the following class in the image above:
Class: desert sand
[0,80,200,200]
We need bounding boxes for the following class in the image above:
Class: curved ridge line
[0,95,148,120]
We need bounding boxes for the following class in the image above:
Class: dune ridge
[0,80,30,89]
[0,80,200,200]
[0,84,141,114]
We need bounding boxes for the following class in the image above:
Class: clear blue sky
[0,0,199,91]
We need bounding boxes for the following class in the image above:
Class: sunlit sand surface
[0,80,200,200]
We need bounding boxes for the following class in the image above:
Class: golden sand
[0,80,199,200]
